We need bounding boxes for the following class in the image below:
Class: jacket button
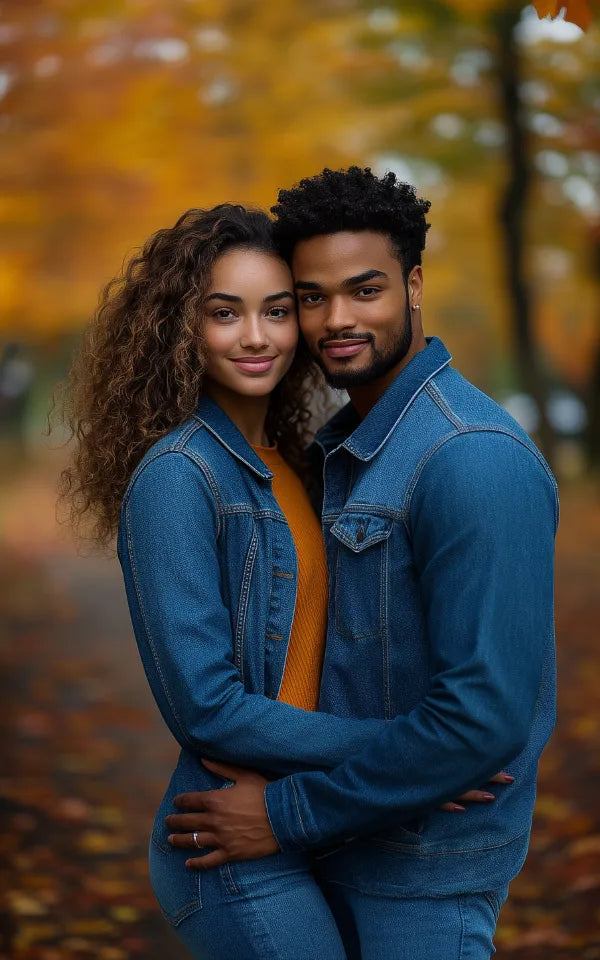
[266,692,276,699]
[357,524,365,543]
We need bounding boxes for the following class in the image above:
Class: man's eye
[357,287,379,297]
[301,294,324,305]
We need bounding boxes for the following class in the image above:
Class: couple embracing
[64,167,557,959]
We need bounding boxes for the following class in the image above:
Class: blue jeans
[318,879,508,960]
[149,838,507,959]
[149,839,347,960]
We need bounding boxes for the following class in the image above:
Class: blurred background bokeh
[1,2,599,958]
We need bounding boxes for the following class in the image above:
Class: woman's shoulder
[123,415,223,506]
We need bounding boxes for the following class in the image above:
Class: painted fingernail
[502,774,515,783]
[451,803,466,812]
[167,835,174,843]
[482,793,495,801]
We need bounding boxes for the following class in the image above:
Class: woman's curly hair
[57,204,321,548]
[271,166,431,277]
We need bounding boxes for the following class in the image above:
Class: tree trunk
[494,5,557,469]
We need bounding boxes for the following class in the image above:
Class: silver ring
[193,831,200,849]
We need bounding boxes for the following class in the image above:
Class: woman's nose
[240,316,269,349]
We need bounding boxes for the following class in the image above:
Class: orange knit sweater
[252,445,328,712]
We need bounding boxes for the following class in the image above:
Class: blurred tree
[0,0,597,466]
[492,2,556,464]
[353,0,598,463]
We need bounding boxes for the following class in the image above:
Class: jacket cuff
[264,777,319,852]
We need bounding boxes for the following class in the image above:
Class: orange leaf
[563,0,593,30]
[532,0,562,16]
[532,0,593,29]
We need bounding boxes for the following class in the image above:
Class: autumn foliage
[532,0,593,30]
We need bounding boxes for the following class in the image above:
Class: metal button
[356,523,365,543]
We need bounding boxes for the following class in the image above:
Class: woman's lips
[323,340,369,359]
[230,356,277,374]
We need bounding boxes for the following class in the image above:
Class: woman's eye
[267,306,289,319]
[213,308,236,320]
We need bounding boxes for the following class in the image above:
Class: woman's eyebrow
[205,292,241,303]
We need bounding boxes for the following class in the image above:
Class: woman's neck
[203,380,270,446]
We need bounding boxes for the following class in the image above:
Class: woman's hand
[438,770,515,812]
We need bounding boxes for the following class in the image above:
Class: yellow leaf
[110,905,140,923]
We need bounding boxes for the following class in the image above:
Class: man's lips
[229,356,277,374]
[322,339,369,359]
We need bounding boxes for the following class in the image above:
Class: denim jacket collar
[315,336,452,461]
[193,395,273,479]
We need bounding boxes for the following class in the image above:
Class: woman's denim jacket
[263,337,558,897]
[117,397,387,855]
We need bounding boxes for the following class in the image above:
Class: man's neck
[348,332,427,420]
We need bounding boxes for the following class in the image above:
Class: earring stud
[412,304,421,311]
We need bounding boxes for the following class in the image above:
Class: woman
[60,204,498,959]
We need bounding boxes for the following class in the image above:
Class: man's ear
[408,266,423,310]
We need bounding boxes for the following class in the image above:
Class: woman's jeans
[149,838,508,960]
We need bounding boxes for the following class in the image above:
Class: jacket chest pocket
[330,513,393,640]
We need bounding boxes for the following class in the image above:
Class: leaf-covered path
[1,458,599,959]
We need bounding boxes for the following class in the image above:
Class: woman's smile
[229,355,278,375]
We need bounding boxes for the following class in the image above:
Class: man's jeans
[319,878,508,960]
[149,837,507,959]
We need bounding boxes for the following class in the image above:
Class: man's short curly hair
[271,166,431,279]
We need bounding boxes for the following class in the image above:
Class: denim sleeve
[119,451,386,778]
[264,431,558,851]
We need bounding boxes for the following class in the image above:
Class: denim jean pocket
[149,837,202,926]
[482,888,507,923]
[369,816,429,849]
[331,513,393,640]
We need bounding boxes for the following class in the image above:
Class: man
[167,167,557,957]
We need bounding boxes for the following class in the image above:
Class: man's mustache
[317,332,375,351]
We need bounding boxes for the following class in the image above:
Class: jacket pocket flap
[330,513,393,553]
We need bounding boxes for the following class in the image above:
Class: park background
[1,1,599,957]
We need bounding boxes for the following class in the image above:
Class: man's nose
[324,297,354,334]
[240,315,269,349]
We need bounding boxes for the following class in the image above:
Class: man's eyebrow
[264,291,294,303]
[205,292,241,303]
[294,270,388,292]
[294,280,322,291]
[342,269,388,289]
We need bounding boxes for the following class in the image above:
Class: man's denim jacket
[264,336,558,896]
[117,396,388,857]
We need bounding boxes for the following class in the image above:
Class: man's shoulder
[423,366,531,439]
[384,365,556,493]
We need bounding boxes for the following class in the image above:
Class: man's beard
[315,303,413,390]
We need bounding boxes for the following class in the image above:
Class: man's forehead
[291,230,397,282]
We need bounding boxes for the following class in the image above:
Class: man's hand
[166,764,515,869]
[165,759,279,869]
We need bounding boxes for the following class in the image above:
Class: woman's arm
[118,450,386,778]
